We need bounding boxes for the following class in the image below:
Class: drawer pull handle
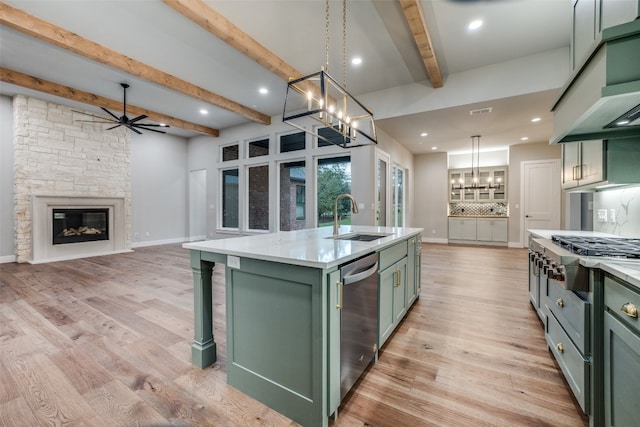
[621,303,638,318]
[556,298,564,308]
[336,281,343,310]
[557,343,564,354]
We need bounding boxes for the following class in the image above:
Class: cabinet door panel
[601,0,640,31]
[604,311,640,427]
[476,219,493,241]
[492,219,508,242]
[393,260,407,324]
[379,266,395,346]
[462,219,477,240]
[579,140,604,186]
[573,0,597,68]
[562,143,581,189]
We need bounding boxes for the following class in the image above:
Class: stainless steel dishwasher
[338,252,379,399]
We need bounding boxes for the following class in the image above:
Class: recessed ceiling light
[200,109,208,115]
[351,57,362,65]
[521,137,529,141]
[616,119,631,126]
[159,123,167,127]
[468,19,483,30]
[259,87,268,94]
[421,132,428,137]
[431,146,438,150]
[531,117,541,122]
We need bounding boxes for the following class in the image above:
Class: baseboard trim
[0,254,17,264]
[131,237,189,248]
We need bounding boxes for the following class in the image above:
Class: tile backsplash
[593,186,640,237]
[449,202,508,217]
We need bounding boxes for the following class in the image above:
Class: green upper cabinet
[572,0,640,69]
[561,138,640,191]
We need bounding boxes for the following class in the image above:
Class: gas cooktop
[551,235,640,259]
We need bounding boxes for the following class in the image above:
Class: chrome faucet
[333,193,359,235]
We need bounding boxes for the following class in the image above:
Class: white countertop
[527,230,640,290]
[183,226,423,269]
[527,229,618,240]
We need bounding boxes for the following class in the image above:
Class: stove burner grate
[551,235,640,259]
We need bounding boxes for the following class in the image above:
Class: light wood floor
[0,243,588,426]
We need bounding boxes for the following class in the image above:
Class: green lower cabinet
[379,257,407,347]
[406,236,421,306]
[603,274,640,427]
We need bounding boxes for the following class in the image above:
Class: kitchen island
[183,226,423,427]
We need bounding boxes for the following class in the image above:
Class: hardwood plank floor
[0,243,588,426]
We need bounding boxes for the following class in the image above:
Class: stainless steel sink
[328,232,392,241]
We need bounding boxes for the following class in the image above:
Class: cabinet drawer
[605,275,640,335]
[378,241,408,271]
[546,313,590,414]
[547,279,590,355]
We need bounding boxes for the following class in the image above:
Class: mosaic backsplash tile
[449,202,508,216]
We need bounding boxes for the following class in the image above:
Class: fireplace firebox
[52,208,109,245]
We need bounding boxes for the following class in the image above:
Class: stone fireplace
[13,95,132,263]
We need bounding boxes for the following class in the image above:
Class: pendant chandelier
[451,135,502,191]
[282,0,377,148]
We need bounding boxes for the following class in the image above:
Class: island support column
[190,250,217,368]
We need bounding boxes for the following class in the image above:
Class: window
[280,131,306,153]
[222,169,239,228]
[279,161,306,231]
[296,185,305,220]
[317,156,351,227]
[248,138,269,158]
[248,164,269,230]
[222,144,239,161]
[317,125,352,148]
[392,166,405,227]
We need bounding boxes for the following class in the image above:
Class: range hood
[550,19,640,144]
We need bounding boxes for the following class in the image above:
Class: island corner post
[189,249,224,368]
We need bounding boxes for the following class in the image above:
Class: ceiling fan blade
[106,124,123,131]
[76,120,118,124]
[133,123,169,128]
[128,114,148,124]
[126,124,143,135]
[101,107,121,121]
[134,125,167,134]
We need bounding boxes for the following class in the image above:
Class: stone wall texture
[13,95,131,262]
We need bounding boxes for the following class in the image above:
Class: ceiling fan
[74,83,169,134]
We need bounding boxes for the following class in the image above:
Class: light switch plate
[597,209,608,222]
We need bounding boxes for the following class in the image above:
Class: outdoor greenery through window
[222,169,239,228]
[317,156,351,228]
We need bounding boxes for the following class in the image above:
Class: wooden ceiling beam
[399,0,443,88]
[163,0,304,83]
[0,1,269,125]
[0,67,220,137]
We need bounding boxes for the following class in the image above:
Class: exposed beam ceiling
[0,67,220,137]
[399,0,443,88]
[164,0,304,83]
[0,1,269,126]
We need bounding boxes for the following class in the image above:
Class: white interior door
[189,169,207,241]
[521,159,561,245]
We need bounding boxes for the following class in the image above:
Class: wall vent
[469,107,492,116]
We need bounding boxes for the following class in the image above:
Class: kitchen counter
[184,225,422,269]
[183,226,422,427]
[527,229,640,289]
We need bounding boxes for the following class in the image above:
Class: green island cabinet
[185,228,422,427]
[603,273,640,427]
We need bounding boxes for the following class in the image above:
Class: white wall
[593,186,640,237]
[131,132,189,247]
[413,152,448,242]
[0,96,14,261]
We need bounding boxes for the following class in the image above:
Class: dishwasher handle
[342,261,378,285]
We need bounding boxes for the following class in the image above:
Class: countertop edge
[183,226,424,269]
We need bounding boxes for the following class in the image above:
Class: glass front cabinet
[449,167,507,202]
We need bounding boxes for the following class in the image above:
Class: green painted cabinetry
[603,274,640,427]
[378,241,408,347]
